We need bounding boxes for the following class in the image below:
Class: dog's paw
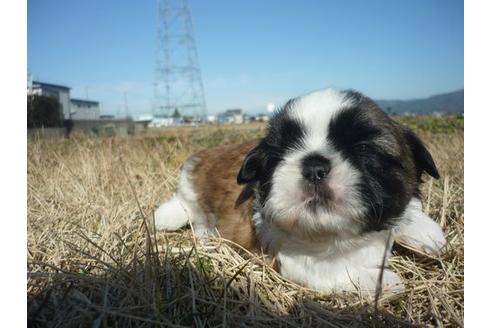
[378,269,405,294]
[344,268,404,294]
[154,196,190,231]
[394,211,446,256]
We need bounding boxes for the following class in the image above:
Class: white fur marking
[154,196,189,230]
[154,157,215,238]
[274,228,403,293]
[393,198,446,256]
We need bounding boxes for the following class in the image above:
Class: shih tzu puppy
[154,88,446,293]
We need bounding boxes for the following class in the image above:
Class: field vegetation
[27,116,463,327]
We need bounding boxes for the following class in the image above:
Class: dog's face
[237,89,439,239]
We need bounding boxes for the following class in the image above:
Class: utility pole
[124,91,129,119]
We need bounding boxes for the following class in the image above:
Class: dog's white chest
[274,231,402,292]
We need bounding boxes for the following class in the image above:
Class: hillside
[376,89,464,115]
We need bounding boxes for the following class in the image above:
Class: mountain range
[376,89,464,115]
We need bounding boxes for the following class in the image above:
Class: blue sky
[28,0,463,116]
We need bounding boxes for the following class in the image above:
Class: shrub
[27,95,63,128]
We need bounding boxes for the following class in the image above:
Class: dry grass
[27,120,463,327]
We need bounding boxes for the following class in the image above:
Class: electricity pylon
[154,0,207,120]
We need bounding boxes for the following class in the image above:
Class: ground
[27,116,463,327]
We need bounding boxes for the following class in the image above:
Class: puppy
[154,88,446,293]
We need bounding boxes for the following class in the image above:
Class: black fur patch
[264,106,306,151]
[237,101,306,206]
[328,106,382,149]
[328,105,411,231]
[403,128,440,179]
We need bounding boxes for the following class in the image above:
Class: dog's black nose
[301,154,331,184]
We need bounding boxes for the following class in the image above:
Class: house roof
[224,109,242,115]
[71,98,99,106]
[32,81,71,91]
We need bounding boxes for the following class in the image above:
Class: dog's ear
[403,128,440,179]
[237,145,263,184]
[234,185,255,208]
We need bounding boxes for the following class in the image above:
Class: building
[29,81,71,119]
[218,109,243,124]
[254,113,270,122]
[28,80,102,121]
[205,115,217,123]
[70,99,100,120]
[100,115,115,120]
[132,115,153,133]
[148,117,176,128]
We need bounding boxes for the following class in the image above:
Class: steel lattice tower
[154,0,207,119]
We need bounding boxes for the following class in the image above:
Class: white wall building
[218,109,243,124]
[148,117,176,128]
[70,99,100,120]
[206,115,217,123]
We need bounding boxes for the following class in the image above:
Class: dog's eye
[352,142,372,153]
[328,108,381,150]
[354,128,381,143]
[355,144,366,151]
[329,125,381,151]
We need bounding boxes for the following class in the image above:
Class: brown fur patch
[191,140,259,251]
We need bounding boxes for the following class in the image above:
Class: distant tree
[27,95,63,128]
[172,108,181,119]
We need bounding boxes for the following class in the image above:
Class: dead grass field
[27,118,463,327]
